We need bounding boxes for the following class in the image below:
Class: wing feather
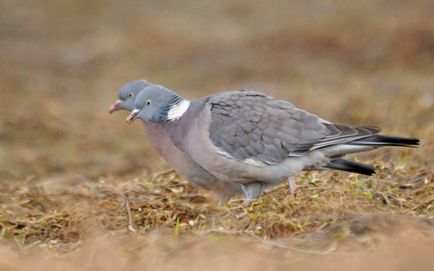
[207,90,380,165]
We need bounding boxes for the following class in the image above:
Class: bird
[127,85,420,204]
[109,80,151,114]
[110,80,243,203]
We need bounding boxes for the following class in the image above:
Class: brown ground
[0,0,433,270]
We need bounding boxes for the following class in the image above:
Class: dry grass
[0,0,433,270]
[0,167,432,250]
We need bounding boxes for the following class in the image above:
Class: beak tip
[109,101,122,114]
[126,111,139,124]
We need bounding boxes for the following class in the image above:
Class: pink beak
[126,109,140,124]
[109,100,122,114]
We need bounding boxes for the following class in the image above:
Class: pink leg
[288,177,297,194]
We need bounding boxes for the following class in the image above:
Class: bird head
[126,85,189,124]
[109,80,151,113]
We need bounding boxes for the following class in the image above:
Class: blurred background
[0,0,433,180]
[0,1,433,269]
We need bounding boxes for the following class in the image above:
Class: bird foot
[241,182,264,205]
[243,198,253,206]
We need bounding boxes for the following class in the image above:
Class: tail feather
[324,158,376,176]
[350,135,420,148]
[321,134,418,175]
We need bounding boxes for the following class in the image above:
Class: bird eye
[128,93,134,98]
[146,100,151,106]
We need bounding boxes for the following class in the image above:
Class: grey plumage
[109,80,151,113]
[129,86,419,204]
[110,81,243,203]
[208,91,327,163]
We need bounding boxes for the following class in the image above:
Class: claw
[243,198,253,206]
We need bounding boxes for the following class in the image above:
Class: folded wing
[207,90,384,165]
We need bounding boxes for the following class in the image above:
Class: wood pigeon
[127,85,419,204]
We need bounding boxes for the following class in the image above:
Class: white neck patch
[167,99,190,121]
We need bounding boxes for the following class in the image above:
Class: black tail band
[324,158,376,176]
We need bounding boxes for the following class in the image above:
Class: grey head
[109,80,151,113]
[126,85,190,124]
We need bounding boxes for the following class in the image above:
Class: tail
[320,134,420,158]
[324,158,376,176]
[322,135,419,175]
[349,135,420,148]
